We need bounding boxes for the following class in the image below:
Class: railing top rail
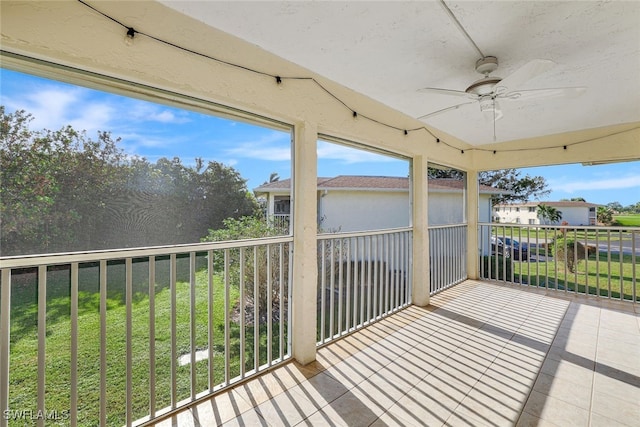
[316,227,412,240]
[428,223,468,230]
[478,223,638,232]
[0,235,294,269]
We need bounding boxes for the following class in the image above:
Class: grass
[614,214,640,227]
[512,251,639,301]
[5,257,287,426]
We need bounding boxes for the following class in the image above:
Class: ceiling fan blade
[500,87,587,101]
[494,59,556,93]
[417,87,476,98]
[417,101,475,120]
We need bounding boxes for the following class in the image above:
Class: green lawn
[614,214,640,227]
[513,252,639,301]
[6,257,287,426]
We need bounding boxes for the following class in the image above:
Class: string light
[77,0,639,157]
[125,27,136,46]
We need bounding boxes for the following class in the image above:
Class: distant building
[494,201,600,226]
[254,176,506,232]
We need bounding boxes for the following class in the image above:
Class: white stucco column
[412,155,430,306]
[466,170,479,279]
[291,121,318,364]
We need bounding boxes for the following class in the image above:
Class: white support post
[412,155,430,306]
[466,170,480,279]
[291,121,318,364]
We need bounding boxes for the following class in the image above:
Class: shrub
[553,238,589,273]
[481,255,512,281]
[202,216,289,324]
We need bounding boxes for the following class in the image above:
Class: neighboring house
[494,201,600,226]
[254,176,505,232]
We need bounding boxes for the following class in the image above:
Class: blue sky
[1,69,638,207]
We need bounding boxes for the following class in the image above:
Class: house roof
[254,176,505,194]
[496,201,601,208]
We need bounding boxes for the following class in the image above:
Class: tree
[597,206,614,225]
[537,204,562,225]
[479,169,550,204]
[607,201,623,213]
[560,197,586,202]
[1,107,130,254]
[1,106,259,256]
[427,167,550,204]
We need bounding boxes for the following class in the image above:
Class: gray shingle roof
[254,176,505,194]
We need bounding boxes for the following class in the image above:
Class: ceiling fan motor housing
[475,56,498,75]
[465,56,501,95]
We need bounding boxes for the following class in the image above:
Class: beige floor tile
[453,387,521,426]
[220,408,268,427]
[369,410,429,427]
[287,372,349,410]
[254,388,320,427]
[295,409,350,426]
[192,390,254,427]
[323,388,386,427]
[539,357,594,388]
[589,412,636,427]
[152,410,201,427]
[591,389,640,426]
[592,371,640,406]
[515,410,562,427]
[531,372,592,410]
[522,390,590,426]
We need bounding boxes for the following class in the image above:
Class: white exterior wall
[558,207,591,225]
[317,189,493,232]
[496,205,594,226]
[319,191,409,232]
[495,207,539,224]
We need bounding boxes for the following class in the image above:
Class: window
[528,207,536,212]
[516,207,520,212]
[529,219,536,224]
[274,198,291,214]
[515,218,521,224]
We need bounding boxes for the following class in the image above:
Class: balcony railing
[429,224,467,295]
[0,236,292,426]
[316,228,413,346]
[479,223,638,302]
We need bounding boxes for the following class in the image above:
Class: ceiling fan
[417,56,586,139]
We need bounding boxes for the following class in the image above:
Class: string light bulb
[125,27,136,46]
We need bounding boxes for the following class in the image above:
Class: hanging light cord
[73,0,636,155]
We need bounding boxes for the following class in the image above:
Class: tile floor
[152,280,640,426]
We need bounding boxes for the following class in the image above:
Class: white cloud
[551,174,640,193]
[317,141,399,163]
[224,131,292,161]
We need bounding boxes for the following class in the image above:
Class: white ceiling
[161,1,640,146]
